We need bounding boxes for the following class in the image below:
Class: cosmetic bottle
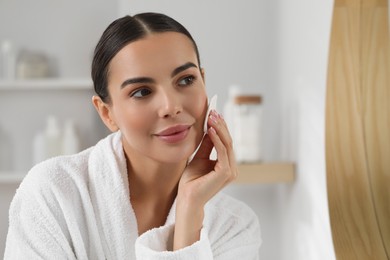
[44,116,62,158]
[32,131,46,165]
[1,40,16,79]
[62,119,79,155]
[16,50,50,79]
[223,85,241,141]
[233,95,263,163]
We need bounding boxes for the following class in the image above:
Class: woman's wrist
[173,197,205,250]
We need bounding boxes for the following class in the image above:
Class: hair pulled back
[91,12,201,103]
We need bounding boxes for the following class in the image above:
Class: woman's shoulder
[15,132,122,200]
[17,147,93,197]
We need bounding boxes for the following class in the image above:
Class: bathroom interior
[0,0,389,259]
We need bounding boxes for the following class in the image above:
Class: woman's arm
[174,110,237,250]
[135,110,260,259]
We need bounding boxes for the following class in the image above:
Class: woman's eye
[131,88,152,98]
[178,76,195,87]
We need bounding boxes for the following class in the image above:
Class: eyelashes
[178,75,196,87]
[130,88,152,98]
[129,75,198,99]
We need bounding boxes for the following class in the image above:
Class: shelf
[0,78,93,90]
[0,172,26,184]
[235,162,295,184]
[0,163,295,185]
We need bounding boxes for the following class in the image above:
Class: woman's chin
[154,143,199,164]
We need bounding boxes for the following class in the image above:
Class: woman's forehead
[109,32,198,74]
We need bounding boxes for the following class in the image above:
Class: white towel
[4,131,261,259]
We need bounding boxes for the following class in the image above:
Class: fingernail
[209,127,216,134]
[212,110,222,119]
[210,114,218,125]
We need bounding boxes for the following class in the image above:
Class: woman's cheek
[192,93,208,131]
[118,105,150,133]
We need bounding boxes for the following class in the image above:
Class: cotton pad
[203,94,218,133]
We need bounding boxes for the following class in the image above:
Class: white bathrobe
[4,131,261,259]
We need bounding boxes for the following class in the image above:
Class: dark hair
[91,12,201,103]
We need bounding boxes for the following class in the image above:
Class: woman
[5,13,261,259]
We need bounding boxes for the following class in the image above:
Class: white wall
[227,0,336,258]
[273,1,335,259]
[0,0,118,77]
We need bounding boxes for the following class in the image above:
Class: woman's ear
[92,96,119,132]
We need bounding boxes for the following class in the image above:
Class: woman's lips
[155,125,191,143]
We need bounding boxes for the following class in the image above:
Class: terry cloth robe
[4,131,262,259]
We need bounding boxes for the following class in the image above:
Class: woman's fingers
[178,110,237,207]
[208,111,233,150]
[208,110,238,178]
[207,113,237,183]
[207,127,229,168]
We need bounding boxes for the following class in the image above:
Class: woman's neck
[124,145,187,204]
[123,144,188,234]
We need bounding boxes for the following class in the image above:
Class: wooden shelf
[0,163,296,185]
[0,78,92,90]
[235,163,295,184]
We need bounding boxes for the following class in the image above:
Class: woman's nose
[158,90,183,118]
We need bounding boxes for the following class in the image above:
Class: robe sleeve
[209,204,261,260]
[135,200,261,260]
[135,224,213,259]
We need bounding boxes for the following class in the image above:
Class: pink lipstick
[155,125,191,143]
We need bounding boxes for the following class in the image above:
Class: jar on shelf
[232,94,263,163]
[16,50,50,79]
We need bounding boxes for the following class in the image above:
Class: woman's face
[106,32,207,164]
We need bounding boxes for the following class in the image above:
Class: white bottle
[62,119,80,155]
[1,40,16,79]
[233,95,263,163]
[45,116,62,158]
[223,85,241,143]
[32,131,46,165]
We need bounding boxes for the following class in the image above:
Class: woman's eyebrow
[120,77,155,89]
[120,62,197,89]
[171,62,198,78]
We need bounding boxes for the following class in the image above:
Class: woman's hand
[173,110,238,250]
[179,110,237,206]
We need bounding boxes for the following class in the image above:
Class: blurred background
[0,0,336,259]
